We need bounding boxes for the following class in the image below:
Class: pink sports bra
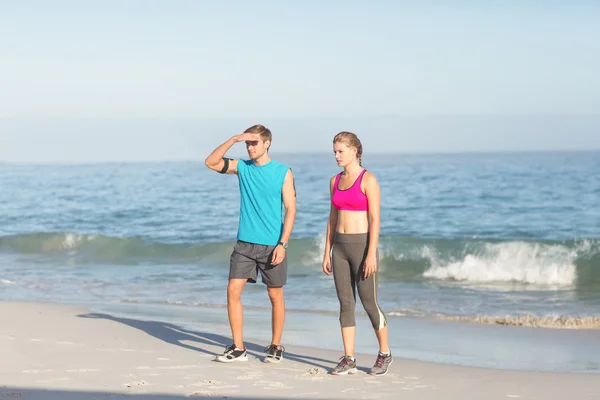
[331,169,369,211]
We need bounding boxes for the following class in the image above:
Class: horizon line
[2,149,598,166]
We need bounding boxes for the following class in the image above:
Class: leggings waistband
[334,232,369,244]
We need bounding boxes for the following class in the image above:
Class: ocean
[1,151,599,371]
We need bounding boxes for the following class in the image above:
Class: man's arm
[204,133,259,174]
[271,169,296,265]
[204,137,239,174]
[280,169,297,243]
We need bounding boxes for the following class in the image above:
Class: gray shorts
[229,240,287,287]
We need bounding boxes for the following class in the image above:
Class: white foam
[300,233,327,268]
[1,279,15,285]
[422,241,580,286]
[59,233,94,250]
[437,314,600,329]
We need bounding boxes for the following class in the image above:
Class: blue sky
[1,1,599,162]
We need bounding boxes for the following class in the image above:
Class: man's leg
[267,286,285,346]
[227,278,248,349]
[259,246,288,363]
[216,241,258,363]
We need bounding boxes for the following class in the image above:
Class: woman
[322,131,392,376]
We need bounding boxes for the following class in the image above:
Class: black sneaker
[263,344,285,363]
[214,344,248,363]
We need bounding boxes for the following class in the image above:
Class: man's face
[246,136,269,160]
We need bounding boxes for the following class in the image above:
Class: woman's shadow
[78,312,336,371]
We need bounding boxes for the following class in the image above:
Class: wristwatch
[279,241,288,249]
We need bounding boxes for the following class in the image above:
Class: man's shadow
[78,312,337,371]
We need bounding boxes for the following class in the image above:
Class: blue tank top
[237,159,290,246]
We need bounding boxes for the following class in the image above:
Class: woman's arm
[364,172,381,278]
[323,176,338,274]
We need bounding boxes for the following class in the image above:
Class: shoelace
[337,356,351,367]
[225,344,237,353]
[374,353,386,368]
[264,344,285,353]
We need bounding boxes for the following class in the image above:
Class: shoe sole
[214,355,249,363]
[331,367,358,375]
[263,356,282,363]
[369,358,393,376]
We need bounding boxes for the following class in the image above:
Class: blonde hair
[333,131,363,166]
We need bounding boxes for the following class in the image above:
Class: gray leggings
[332,232,387,330]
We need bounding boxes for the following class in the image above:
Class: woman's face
[333,141,357,168]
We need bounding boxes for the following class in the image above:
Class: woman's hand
[363,253,377,279]
[322,255,332,275]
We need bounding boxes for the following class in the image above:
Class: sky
[1,1,599,162]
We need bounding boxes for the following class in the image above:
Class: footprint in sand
[191,380,241,393]
[300,367,328,381]
[236,372,262,381]
[196,380,222,386]
[158,365,198,370]
[303,367,326,376]
[364,379,384,385]
[124,380,147,388]
[185,391,224,398]
[65,369,100,373]
[22,369,55,373]
[254,380,286,390]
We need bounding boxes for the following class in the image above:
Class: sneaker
[263,344,285,363]
[369,351,393,376]
[214,344,248,363]
[331,355,358,375]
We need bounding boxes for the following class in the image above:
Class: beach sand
[1,302,598,400]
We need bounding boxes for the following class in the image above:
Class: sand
[1,301,598,399]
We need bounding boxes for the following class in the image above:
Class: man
[204,124,296,364]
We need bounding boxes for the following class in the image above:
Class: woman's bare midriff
[335,210,369,234]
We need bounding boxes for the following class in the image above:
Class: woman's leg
[330,238,359,375]
[332,241,357,357]
[352,243,393,375]
[350,244,389,352]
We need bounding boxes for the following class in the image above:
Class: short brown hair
[333,131,363,166]
[244,124,272,146]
